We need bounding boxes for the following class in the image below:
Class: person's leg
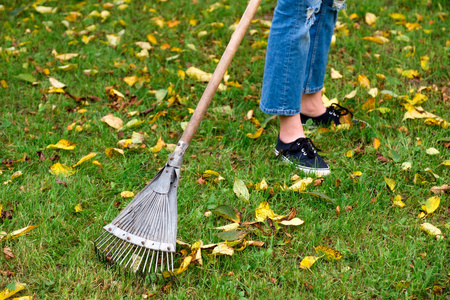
[300,0,352,125]
[260,0,330,176]
[300,91,325,117]
[279,115,305,143]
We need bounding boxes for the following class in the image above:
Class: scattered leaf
[393,195,406,208]
[212,205,240,223]
[233,178,250,202]
[101,114,123,129]
[0,225,38,242]
[365,13,377,25]
[279,218,304,226]
[46,139,76,150]
[430,184,449,195]
[255,201,285,222]
[0,282,26,299]
[246,127,263,139]
[49,163,75,177]
[300,256,320,270]
[3,246,14,259]
[214,223,240,231]
[11,171,22,180]
[421,196,440,215]
[105,148,124,157]
[217,230,247,241]
[150,136,166,153]
[314,245,343,261]
[74,203,82,213]
[73,153,97,167]
[426,148,440,155]
[420,223,443,240]
[212,243,234,256]
[384,176,396,192]
[121,191,135,198]
[186,67,212,82]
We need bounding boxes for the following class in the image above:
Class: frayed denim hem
[303,85,323,94]
[331,0,346,11]
[259,103,301,116]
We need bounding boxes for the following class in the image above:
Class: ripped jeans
[260,0,346,116]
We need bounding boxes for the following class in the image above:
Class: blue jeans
[260,0,346,116]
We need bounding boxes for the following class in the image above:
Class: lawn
[0,0,449,299]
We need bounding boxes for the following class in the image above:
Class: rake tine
[110,239,127,262]
[94,231,108,244]
[148,250,156,275]
[96,233,114,250]
[124,246,140,270]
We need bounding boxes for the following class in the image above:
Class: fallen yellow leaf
[121,191,135,198]
[289,177,313,192]
[150,136,166,153]
[186,67,212,82]
[11,171,23,180]
[280,218,304,226]
[314,245,343,261]
[105,148,124,158]
[92,160,102,167]
[49,77,66,89]
[420,223,443,240]
[147,34,157,44]
[331,68,343,79]
[74,203,82,213]
[50,163,76,177]
[54,53,79,61]
[421,196,440,215]
[300,256,320,270]
[246,127,263,139]
[212,243,234,256]
[0,225,38,242]
[358,74,370,89]
[124,76,138,87]
[373,138,381,150]
[401,69,419,79]
[255,179,268,190]
[46,139,76,150]
[426,148,440,155]
[384,176,396,192]
[393,195,406,208]
[255,201,285,222]
[73,152,97,167]
[365,12,377,25]
[0,282,26,299]
[363,36,389,44]
[389,13,406,20]
[214,223,240,231]
[420,55,430,71]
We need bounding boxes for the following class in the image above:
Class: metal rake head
[94,231,177,281]
[94,142,188,282]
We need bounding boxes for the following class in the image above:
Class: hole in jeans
[332,0,346,11]
[306,1,322,29]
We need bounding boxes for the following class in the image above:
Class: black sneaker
[274,137,330,176]
[300,103,369,128]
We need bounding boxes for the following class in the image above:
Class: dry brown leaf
[3,247,14,259]
[101,113,123,129]
[430,184,449,194]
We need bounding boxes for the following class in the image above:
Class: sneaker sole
[274,149,331,177]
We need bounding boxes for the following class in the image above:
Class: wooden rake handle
[179,0,262,145]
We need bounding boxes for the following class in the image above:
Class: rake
[94,0,262,279]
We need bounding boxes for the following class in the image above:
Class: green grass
[0,0,449,299]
